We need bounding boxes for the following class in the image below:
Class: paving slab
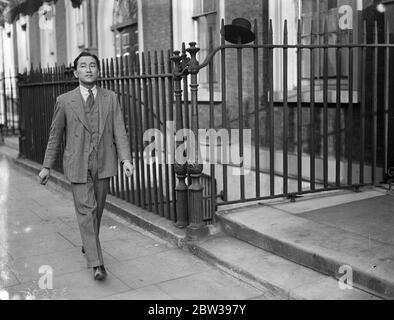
[4,209,44,228]
[156,269,263,300]
[100,285,173,300]
[31,205,77,220]
[106,249,212,289]
[5,269,131,300]
[101,238,173,262]
[5,247,118,284]
[5,233,76,260]
[5,220,73,242]
[58,222,162,247]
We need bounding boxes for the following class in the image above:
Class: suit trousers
[70,150,110,268]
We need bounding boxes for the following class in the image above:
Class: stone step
[191,235,379,300]
[216,205,394,299]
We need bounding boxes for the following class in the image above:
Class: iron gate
[171,16,393,224]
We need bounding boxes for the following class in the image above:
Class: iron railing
[172,17,393,222]
[0,75,19,136]
[16,17,394,237]
[17,52,216,226]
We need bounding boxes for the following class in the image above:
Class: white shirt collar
[80,85,97,102]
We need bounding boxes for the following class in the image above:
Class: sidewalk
[0,150,274,300]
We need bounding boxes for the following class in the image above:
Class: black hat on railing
[221,18,255,44]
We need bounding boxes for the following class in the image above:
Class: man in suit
[38,52,134,281]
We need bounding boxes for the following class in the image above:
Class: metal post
[186,42,208,241]
[10,82,15,135]
[0,72,4,145]
[16,73,25,158]
[171,50,188,228]
[2,72,7,136]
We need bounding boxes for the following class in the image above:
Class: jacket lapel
[97,87,110,142]
[69,87,91,132]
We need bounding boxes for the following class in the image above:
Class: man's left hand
[123,160,134,177]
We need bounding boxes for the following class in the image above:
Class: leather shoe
[100,266,107,276]
[93,266,107,281]
[81,247,85,254]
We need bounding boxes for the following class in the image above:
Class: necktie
[86,89,94,110]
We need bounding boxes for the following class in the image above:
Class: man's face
[74,56,99,85]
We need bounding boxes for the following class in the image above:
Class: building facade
[0,1,386,80]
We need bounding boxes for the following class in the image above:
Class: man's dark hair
[73,51,100,70]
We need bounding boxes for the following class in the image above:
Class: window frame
[192,0,221,97]
[111,0,139,59]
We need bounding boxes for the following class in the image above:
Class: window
[75,0,98,52]
[112,0,138,58]
[76,6,85,48]
[115,34,121,57]
[301,0,350,79]
[113,0,138,25]
[39,3,56,65]
[122,33,130,55]
[194,0,217,14]
[193,0,220,86]
[113,26,138,59]
[88,0,98,50]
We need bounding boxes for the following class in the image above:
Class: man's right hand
[39,168,50,185]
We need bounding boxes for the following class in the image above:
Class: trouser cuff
[87,260,103,269]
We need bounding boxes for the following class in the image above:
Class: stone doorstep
[217,210,394,300]
[1,149,385,300]
[189,235,380,300]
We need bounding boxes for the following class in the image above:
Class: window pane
[319,0,327,12]
[203,0,216,12]
[328,0,337,10]
[115,34,121,57]
[312,0,317,13]
[122,33,130,46]
[301,0,313,14]
[197,13,219,84]
[193,0,202,14]
[77,22,85,47]
[198,15,209,82]
[194,0,217,15]
[300,0,347,79]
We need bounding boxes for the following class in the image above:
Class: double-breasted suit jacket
[43,87,131,183]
